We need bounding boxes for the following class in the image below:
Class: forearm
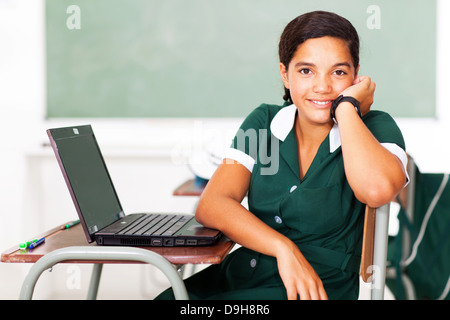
[195,162,327,299]
[196,193,293,258]
[197,192,326,300]
[335,102,406,207]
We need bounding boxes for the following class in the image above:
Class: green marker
[19,239,37,250]
[64,219,80,229]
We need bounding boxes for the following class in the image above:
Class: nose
[312,74,332,94]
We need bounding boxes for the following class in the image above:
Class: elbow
[357,179,401,208]
[363,192,392,209]
[194,198,207,226]
[194,197,215,228]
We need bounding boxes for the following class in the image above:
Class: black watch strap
[330,95,362,124]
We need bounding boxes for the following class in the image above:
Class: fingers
[298,282,328,300]
[353,76,374,90]
[353,75,368,85]
[341,76,375,98]
[351,76,373,89]
[286,279,329,300]
[319,285,329,300]
[276,243,329,300]
[286,284,298,300]
[301,285,313,300]
[370,80,376,93]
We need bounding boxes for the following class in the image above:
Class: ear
[355,64,360,77]
[280,63,290,89]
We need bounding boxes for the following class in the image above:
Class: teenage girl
[157,10,407,300]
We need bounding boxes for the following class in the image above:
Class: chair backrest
[360,154,415,299]
[396,155,417,262]
[361,205,376,283]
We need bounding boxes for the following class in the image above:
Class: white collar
[270,104,341,153]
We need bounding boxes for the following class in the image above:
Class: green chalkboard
[46,0,436,118]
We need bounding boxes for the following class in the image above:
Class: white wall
[0,0,449,299]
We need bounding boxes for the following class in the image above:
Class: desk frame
[19,246,189,300]
[2,219,233,300]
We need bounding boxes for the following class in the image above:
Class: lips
[308,99,333,109]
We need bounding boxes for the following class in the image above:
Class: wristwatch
[330,95,362,124]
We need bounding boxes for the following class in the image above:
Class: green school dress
[156,103,407,300]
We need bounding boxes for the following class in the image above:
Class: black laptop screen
[49,126,123,239]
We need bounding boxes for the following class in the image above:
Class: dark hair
[278,11,360,103]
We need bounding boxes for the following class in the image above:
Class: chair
[360,203,391,300]
[386,154,417,299]
[360,154,414,300]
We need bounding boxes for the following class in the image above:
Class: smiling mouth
[311,100,332,105]
[308,99,334,108]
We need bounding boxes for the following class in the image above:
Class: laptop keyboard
[117,214,192,237]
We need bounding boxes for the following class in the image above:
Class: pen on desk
[19,239,37,250]
[28,237,45,249]
[63,219,80,229]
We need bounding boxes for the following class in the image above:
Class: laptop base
[95,213,222,247]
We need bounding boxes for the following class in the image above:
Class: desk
[1,222,234,300]
[173,178,207,197]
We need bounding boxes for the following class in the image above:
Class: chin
[309,112,333,125]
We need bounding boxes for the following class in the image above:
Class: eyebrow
[294,61,352,69]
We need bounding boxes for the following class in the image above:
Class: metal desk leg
[371,203,390,300]
[87,263,103,300]
[19,246,188,300]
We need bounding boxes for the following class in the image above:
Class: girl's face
[280,36,359,126]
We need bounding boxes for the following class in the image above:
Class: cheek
[333,80,354,94]
[288,77,310,96]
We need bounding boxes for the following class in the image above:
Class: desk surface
[1,222,234,265]
[173,178,207,196]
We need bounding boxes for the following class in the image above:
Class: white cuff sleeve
[381,142,410,187]
[224,148,256,173]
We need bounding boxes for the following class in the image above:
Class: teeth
[312,100,332,105]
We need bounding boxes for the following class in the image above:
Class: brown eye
[300,68,312,75]
[334,70,347,76]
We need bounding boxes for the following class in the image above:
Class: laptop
[47,125,222,247]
